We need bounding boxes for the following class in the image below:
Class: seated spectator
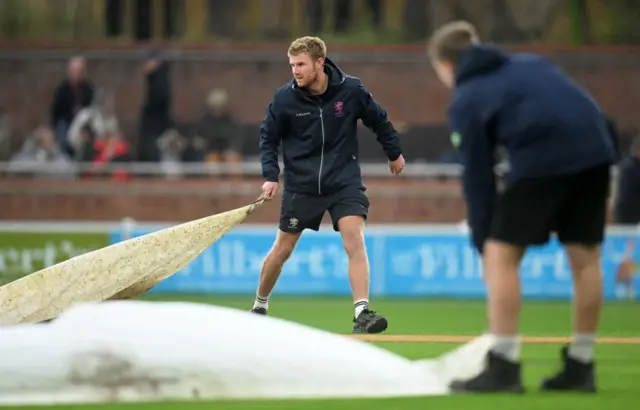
[75,124,99,162]
[67,89,119,160]
[83,125,132,181]
[189,88,243,163]
[613,136,640,225]
[181,122,208,163]
[7,126,75,178]
[157,128,188,179]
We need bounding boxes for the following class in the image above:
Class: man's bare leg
[338,215,369,305]
[251,230,301,313]
[338,215,387,333]
[482,240,526,362]
[449,239,526,393]
[539,243,601,392]
[565,244,603,362]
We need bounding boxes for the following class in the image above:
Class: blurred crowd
[3,50,639,225]
[5,52,243,181]
[0,1,636,244]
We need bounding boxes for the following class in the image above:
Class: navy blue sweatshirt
[259,57,402,195]
[449,45,616,252]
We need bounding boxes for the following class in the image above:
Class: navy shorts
[279,186,369,233]
[489,164,610,247]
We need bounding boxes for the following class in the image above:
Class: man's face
[67,59,85,83]
[143,59,159,73]
[432,59,455,89]
[289,52,322,88]
[38,129,56,149]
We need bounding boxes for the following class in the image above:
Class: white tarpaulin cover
[0,301,493,405]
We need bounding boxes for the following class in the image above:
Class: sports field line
[349,335,640,344]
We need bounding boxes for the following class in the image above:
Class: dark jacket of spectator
[50,79,94,130]
[613,139,640,225]
[139,61,173,162]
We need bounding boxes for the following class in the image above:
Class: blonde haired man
[428,21,615,393]
[253,36,405,334]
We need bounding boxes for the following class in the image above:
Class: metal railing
[0,160,618,180]
[0,160,464,179]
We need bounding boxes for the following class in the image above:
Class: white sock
[354,299,369,318]
[491,334,521,362]
[568,333,596,363]
[253,294,269,310]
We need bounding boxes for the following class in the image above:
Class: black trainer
[250,307,267,315]
[352,309,388,334]
[449,350,525,394]
[540,346,596,393]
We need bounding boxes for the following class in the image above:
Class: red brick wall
[2,177,615,223]
[1,43,639,144]
[0,177,466,223]
[0,43,631,222]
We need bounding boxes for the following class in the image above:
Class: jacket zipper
[295,86,326,195]
[318,107,325,195]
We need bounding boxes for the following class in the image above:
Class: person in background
[613,136,640,225]
[87,124,132,181]
[252,36,405,335]
[0,106,10,160]
[7,126,75,178]
[50,56,94,157]
[156,127,188,178]
[138,49,173,163]
[605,115,621,161]
[67,89,120,161]
[190,88,243,164]
[428,21,615,394]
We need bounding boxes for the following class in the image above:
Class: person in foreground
[252,36,405,334]
[428,21,616,393]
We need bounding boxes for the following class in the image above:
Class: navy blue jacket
[259,58,402,195]
[448,45,616,252]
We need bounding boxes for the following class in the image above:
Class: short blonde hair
[288,36,327,61]
[428,21,480,64]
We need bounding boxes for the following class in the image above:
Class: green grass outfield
[10,295,640,410]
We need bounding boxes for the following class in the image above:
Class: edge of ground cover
[349,335,640,344]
